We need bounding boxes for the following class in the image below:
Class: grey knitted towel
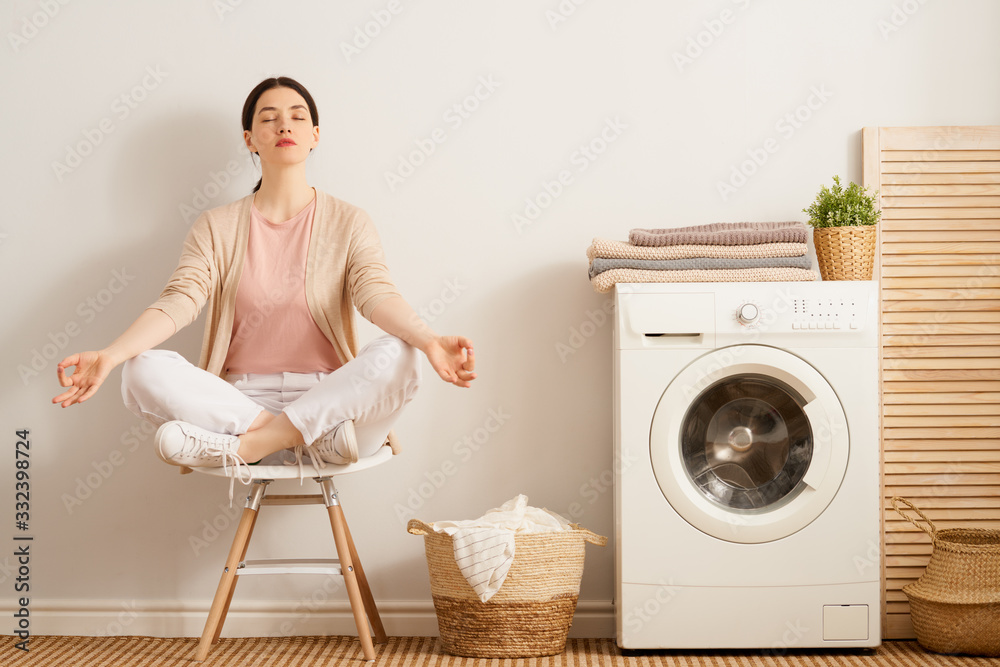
[629,222,809,247]
[588,255,813,279]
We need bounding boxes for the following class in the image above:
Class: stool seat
[190,444,393,480]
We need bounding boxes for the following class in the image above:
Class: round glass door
[650,345,849,544]
[681,374,813,512]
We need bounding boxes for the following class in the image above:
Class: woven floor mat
[2,636,996,666]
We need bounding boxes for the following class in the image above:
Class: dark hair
[241,76,319,193]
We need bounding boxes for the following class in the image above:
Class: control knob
[737,302,760,327]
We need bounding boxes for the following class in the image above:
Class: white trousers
[121,335,421,464]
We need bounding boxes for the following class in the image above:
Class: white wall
[2,0,998,638]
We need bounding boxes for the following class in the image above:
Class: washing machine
[614,282,880,649]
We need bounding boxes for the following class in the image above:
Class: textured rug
[1,636,994,666]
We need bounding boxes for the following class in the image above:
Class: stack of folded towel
[586,221,817,293]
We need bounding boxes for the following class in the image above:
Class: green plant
[803,175,881,228]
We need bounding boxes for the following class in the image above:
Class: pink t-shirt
[223,197,343,375]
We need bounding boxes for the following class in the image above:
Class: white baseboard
[3,599,615,639]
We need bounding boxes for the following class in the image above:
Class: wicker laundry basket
[407,518,607,658]
[813,226,876,280]
[891,497,1000,656]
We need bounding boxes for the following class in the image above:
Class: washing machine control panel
[616,283,877,349]
[789,296,866,331]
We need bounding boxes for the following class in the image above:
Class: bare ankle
[236,434,262,464]
[247,411,276,432]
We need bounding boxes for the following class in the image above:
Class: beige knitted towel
[587,239,808,261]
[590,267,818,293]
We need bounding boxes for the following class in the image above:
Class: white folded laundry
[431,495,572,602]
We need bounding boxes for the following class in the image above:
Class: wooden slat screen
[863,126,1000,640]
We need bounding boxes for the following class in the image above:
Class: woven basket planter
[408,519,606,658]
[892,497,1000,656]
[813,226,876,280]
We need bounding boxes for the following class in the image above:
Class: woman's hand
[423,335,476,388]
[50,309,176,408]
[53,351,116,407]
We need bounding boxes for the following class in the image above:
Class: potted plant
[803,175,881,280]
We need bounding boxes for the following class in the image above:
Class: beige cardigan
[149,190,403,452]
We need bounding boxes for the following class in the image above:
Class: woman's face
[244,86,319,166]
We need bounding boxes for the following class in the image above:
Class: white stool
[189,445,394,662]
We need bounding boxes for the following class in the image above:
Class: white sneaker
[311,420,359,465]
[155,421,253,501]
[284,442,326,484]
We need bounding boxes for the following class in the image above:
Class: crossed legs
[121,335,421,464]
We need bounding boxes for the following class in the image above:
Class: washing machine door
[650,345,849,544]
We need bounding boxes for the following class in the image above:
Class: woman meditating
[53,76,476,489]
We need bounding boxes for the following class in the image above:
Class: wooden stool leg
[342,512,387,643]
[323,486,377,661]
[211,508,259,643]
[194,482,265,662]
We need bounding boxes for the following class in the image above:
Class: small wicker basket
[407,518,607,658]
[891,497,1000,656]
[813,226,876,280]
